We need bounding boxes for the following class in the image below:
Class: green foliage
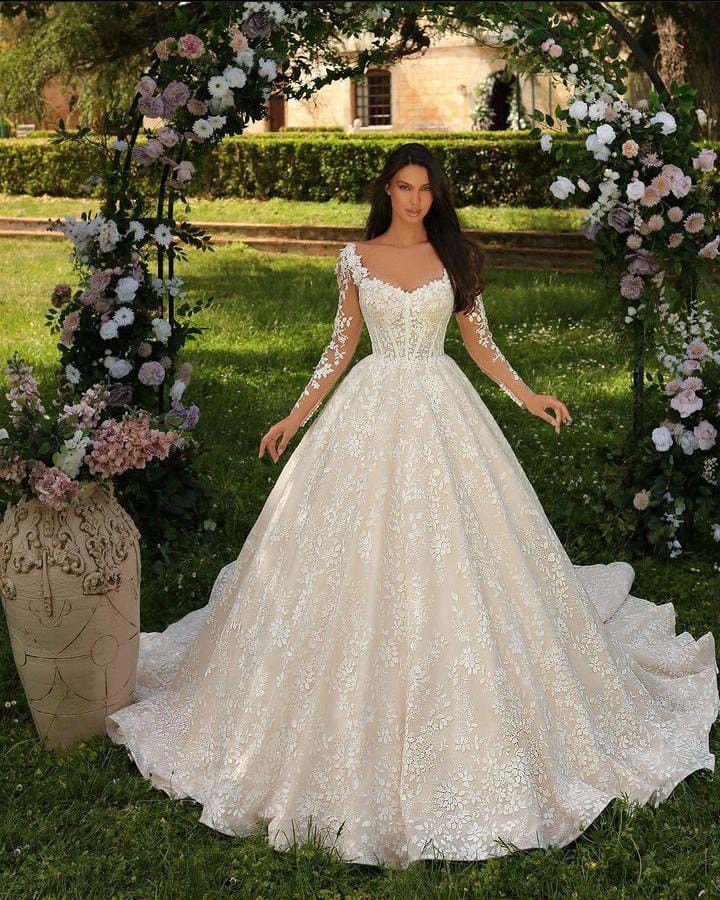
[0,133,603,207]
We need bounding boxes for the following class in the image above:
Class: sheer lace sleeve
[455,295,533,409]
[290,246,364,428]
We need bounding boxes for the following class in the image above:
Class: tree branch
[585,0,669,99]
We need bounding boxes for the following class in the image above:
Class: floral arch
[1,1,718,558]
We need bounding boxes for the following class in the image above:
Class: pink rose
[670,389,703,418]
[622,140,639,158]
[177,34,205,59]
[153,38,174,61]
[698,236,720,259]
[548,43,562,58]
[680,358,700,375]
[692,148,716,172]
[157,126,179,148]
[633,489,651,511]
[136,76,156,97]
[671,175,693,198]
[138,95,164,117]
[694,420,717,450]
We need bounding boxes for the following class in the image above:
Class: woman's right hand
[259,414,300,462]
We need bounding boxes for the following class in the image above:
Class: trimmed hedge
[1,134,718,207]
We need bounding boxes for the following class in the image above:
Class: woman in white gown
[106,143,719,868]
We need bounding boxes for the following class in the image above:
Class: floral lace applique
[458,296,530,408]
[291,247,364,427]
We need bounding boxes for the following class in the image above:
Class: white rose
[115,276,139,303]
[170,379,187,402]
[568,99,588,120]
[577,178,590,192]
[549,176,576,200]
[152,317,172,343]
[109,359,133,378]
[649,110,677,135]
[595,123,616,145]
[540,133,553,152]
[222,66,247,89]
[99,320,119,340]
[0,427,8,441]
[651,425,673,452]
[626,180,646,201]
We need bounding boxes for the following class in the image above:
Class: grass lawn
[0,192,586,232]
[0,238,718,898]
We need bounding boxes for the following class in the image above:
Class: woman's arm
[454,295,533,408]
[454,294,572,433]
[289,251,364,428]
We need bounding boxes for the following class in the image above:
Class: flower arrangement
[487,17,719,558]
[0,353,185,512]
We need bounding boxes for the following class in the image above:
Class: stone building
[245,30,565,134]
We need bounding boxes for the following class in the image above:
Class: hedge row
[1,134,718,207]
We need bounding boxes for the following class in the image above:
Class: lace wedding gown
[106,241,719,868]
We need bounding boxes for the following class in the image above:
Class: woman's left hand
[524,393,572,434]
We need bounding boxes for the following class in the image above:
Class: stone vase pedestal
[0,481,141,750]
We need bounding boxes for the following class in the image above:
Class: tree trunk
[654,3,720,136]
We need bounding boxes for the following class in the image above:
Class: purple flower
[607,205,633,233]
[167,399,200,430]
[585,219,602,242]
[626,249,659,276]
[242,10,272,39]
[138,94,164,117]
[107,383,134,407]
[138,361,166,386]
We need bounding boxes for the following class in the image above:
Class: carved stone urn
[0,480,141,750]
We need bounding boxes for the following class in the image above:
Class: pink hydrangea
[85,414,178,478]
[0,451,27,484]
[5,359,45,425]
[28,461,79,510]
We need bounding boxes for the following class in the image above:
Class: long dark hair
[362,142,485,315]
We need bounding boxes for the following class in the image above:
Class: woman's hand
[259,414,300,462]
[524,393,572,435]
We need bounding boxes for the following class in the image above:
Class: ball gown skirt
[105,243,719,868]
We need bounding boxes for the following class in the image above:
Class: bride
[106,142,719,868]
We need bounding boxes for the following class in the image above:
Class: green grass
[0,192,585,231]
[0,239,718,898]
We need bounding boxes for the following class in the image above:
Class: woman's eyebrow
[397,180,431,187]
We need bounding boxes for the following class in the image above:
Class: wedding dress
[106,241,720,868]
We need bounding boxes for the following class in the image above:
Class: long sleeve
[290,249,364,428]
[455,295,532,409]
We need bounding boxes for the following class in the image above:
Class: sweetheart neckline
[349,241,448,295]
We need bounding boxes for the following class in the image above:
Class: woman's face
[384,164,433,223]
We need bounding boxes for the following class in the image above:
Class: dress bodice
[339,242,454,359]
